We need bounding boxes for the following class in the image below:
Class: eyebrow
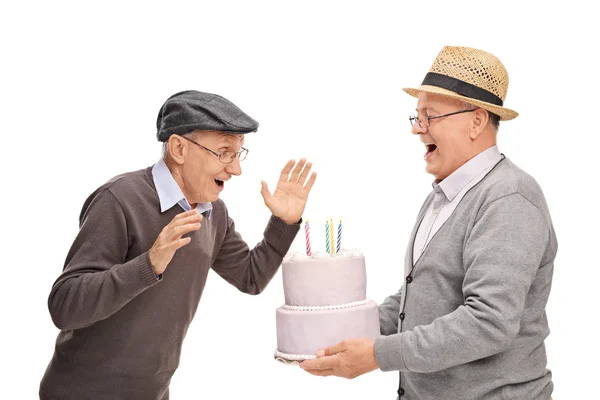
[217,138,245,149]
[415,107,440,114]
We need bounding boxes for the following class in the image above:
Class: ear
[469,108,489,140]
[168,135,186,165]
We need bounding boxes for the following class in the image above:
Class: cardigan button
[399,313,405,320]
[406,276,413,283]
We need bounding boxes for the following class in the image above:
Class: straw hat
[403,46,518,120]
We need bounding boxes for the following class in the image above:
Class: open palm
[261,158,317,224]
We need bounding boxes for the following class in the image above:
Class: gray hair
[459,101,500,132]
[161,131,198,160]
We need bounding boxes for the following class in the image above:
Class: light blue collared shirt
[413,145,502,263]
[151,157,213,217]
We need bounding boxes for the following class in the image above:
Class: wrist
[148,251,163,276]
[370,341,379,369]
[280,216,302,225]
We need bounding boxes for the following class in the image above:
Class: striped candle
[325,218,330,254]
[304,220,312,256]
[337,218,342,253]
[329,218,335,254]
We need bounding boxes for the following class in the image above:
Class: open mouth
[214,179,224,188]
[425,143,438,153]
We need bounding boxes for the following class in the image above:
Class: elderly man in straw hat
[39,90,317,399]
[301,46,556,400]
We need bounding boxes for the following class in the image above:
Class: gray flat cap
[156,90,259,141]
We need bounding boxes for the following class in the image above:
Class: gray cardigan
[374,156,556,400]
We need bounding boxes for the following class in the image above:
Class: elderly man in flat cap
[39,90,317,399]
[301,46,556,400]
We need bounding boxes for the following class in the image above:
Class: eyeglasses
[180,136,248,164]
[409,108,477,129]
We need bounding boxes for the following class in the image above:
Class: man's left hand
[261,158,316,224]
[299,338,379,379]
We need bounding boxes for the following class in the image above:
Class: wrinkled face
[178,130,245,204]
[412,92,477,181]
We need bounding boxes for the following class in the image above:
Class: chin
[199,196,218,204]
[207,194,220,203]
[425,164,437,177]
[192,194,217,204]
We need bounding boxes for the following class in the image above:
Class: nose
[225,156,242,176]
[411,121,427,135]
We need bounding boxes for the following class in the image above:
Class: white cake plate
[274,349,315,366]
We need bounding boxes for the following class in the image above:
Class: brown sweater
[39,166,300,400]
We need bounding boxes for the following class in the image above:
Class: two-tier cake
[274,249,380,363]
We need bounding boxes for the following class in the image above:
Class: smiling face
[411,92,495,181]
[165,130,245,205]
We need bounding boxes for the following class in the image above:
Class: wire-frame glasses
[180,136,248,164]
[409,108,477,128]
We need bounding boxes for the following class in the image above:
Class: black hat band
[421,72,503,106]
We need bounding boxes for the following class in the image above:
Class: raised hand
[260,158,317,224]
[148,209,202,275]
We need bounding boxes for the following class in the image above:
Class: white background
[1,1,598,398]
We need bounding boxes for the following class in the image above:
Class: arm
[374,193,551,373]
[210,157,315,294]
[211,213,300,295]
[48,189,159,331]
[378,287,403,336]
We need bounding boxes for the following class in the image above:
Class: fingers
[169,222,202,241]
[288,158,307,183]
[304,171,317,192]
[169,210,202,227]
[300,356,338,371]
[278,159,296,182]
[303,368,335,377]
[296,160,312,184]
[174,236,192,250]
[322,340,347,357]
[279,158,316,185]
[149,209,202,276]
[172,209,199,222]
[161,210,202,244]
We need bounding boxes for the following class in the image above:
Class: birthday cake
[274,248,380,363]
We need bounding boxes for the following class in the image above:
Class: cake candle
[325,218,331,254]
[329,218,335,254]
[305,220,312,256]
[337,218,342,253]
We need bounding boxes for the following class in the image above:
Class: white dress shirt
[151,157,213,217]
[412,145,503,264]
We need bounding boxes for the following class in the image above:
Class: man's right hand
[148,209,202,276]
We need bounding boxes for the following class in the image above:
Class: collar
[151,157,213,218]
[433,145,502,202]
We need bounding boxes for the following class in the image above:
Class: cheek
[436,132,460,157]
[200,163,226,184]
[184,162,211,189]
[435,140,457,171]
[183,167,200,188]
[435,136,451,155]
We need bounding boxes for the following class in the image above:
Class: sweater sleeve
[48,188,159,331]
[211,213,300,295]
[374,193,550,372]
[378,287,402,336]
